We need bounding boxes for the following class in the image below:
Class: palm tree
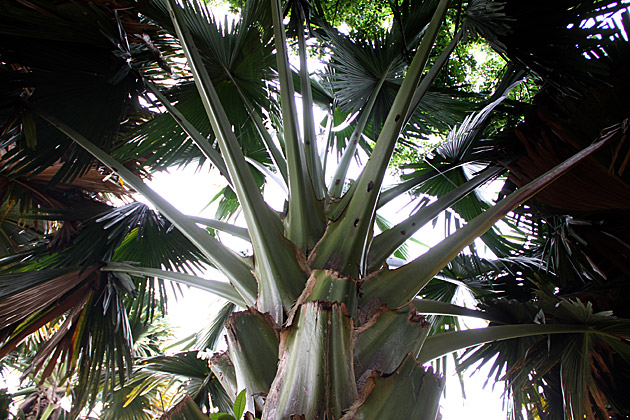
[0,0,629,419]
[456,28,630,417]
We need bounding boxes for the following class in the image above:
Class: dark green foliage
[0,1,145,183]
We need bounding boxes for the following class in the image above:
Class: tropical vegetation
[0,0,629,419]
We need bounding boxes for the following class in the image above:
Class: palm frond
[0,0,146,183]
[130,350,232,414]
[458,293,630,420]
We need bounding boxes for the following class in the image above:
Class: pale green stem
[245,156,288,195]
[363,126,622,307]
[102,263,247,307]
[328,76,387,198]
[309,0,450,277]
[405,28,465,124]
[270,0,326,251]
[412,298,502,323]
[144,79,231,184]
[321,109,335,194]
[31,104,257,304]
[368,165,503,269]
[417,324,598,364]
[297,19,326,200]
[377,162,459,209]
[168,0,308,321]
[187,216,250,241]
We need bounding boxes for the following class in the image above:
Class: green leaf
[404,27,464,124]
[233,389,247,419]
[376,163,458,209]
[144,80,231,183]
[21,110,37,149]
[328,76,387,199]
[368,165,504,270]
[0,0,143,183]
[195,302,236,352]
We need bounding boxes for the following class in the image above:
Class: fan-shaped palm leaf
[0,0,146,183]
